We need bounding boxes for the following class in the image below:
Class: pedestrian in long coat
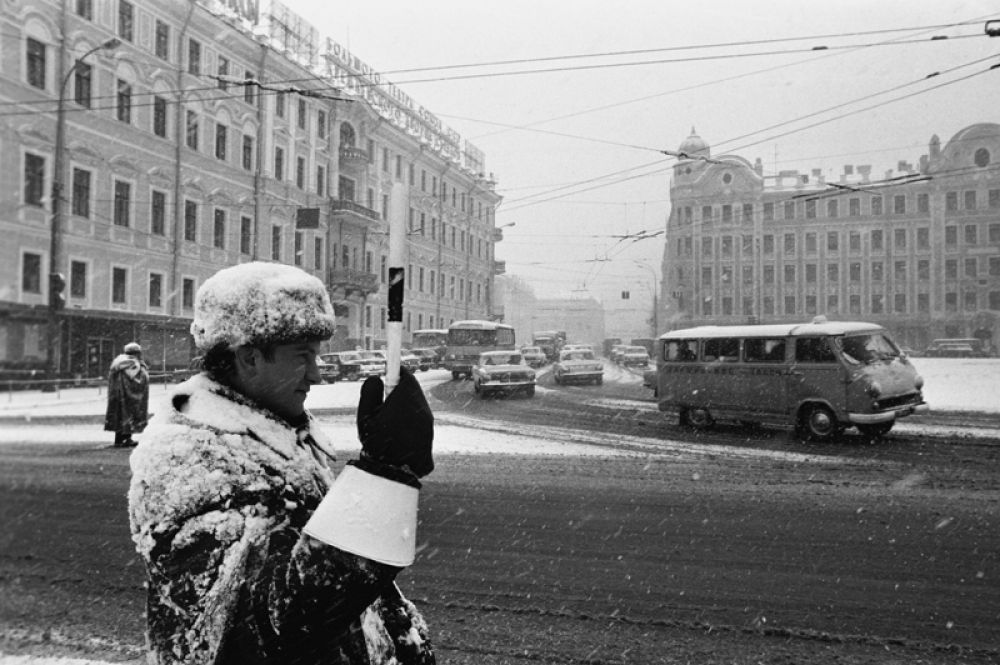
[104,342,149,447]
[128,262,436,664]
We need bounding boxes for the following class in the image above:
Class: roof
[659,319,884,340]
[449,319,514,330]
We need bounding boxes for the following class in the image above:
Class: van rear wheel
[798,404,840,442]
[681,407,713,429]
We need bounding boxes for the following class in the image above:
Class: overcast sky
[282,0,1000,303]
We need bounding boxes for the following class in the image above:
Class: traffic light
[49,272,66,310]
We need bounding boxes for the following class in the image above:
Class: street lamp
[46,36,121,384]
[633,260,659,338]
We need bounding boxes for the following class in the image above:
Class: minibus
[444,320,516,379]
[654,317,928,441]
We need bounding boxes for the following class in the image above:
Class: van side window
[795,337,837,363]
[744,338,786,363]
[703,337,739,362]
[664,339,698,362]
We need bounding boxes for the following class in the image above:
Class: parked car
[472,350,536,398]
[320,351,384,381]
[924,338,987,357]
[317,356,341,383]
[411,348,439,371]
[520,345,547,368]
[620,345,651,368]
[400,351,422,373]
[610,344,629,363]
[561,343,593,353]
[358,350,389,374]
[552,348,604,385]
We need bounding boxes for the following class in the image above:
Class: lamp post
[633,260,659,338]
[46,36,121,384]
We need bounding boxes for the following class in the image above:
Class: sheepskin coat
[104,353,149,435]
[128,373,435,664]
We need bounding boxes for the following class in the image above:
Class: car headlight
[865,380,882,398]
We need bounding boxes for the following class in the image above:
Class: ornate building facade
[2,0,501,379]
[661,125,1000,352]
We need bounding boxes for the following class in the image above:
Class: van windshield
[836,333,900,365]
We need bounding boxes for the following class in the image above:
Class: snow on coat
[128,373,435,664]
[104,353,149,435]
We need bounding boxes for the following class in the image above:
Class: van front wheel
[798,404,840,442]
[680,407,713,429]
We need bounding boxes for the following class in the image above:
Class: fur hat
[124,342,142,355]
[190,262,336,351]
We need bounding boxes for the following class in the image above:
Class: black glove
[355,367,434,482]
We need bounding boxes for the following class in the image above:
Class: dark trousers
[114,431,136,447]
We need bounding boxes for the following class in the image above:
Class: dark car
[320,351,384,381]
[411,348,439,371]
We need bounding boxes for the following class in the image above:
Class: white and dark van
[654,317,928,440]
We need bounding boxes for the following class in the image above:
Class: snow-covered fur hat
[191,262,335,351]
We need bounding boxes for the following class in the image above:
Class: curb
[0,406,358,427]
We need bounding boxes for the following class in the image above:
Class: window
[215,123,227,160]
[763,265,774,284]
[213,209,226,249]
[113,180,131,227]
[784,295,796,315]
[964,190,977,210]
[945,292,957,312]
[805,232,817,254]
[702,205,713,224]
[155,20,169,59]
[871,196,883,215]
[945,259,958,279]
[991,292,1000,310]
[763,202,774,221]
[990,223,1000,243]
[806,264,817,283]
[182,278,195,310]
[991,256,1000,277]
[314,237,323,270]
[294,231,302,266]
[945,225,957,247]
[240,216,251,255]
[827,199,838,218]
[118,0,134,41]
[871,294,884,314]
[849,231,861,253]
[918,259,930,280]
[316,165,326,197]
[893,195,906,214]
[317,110,327,139]
[26,38,46,89]
[849,197,860,216]
[297,99,306,130]
[116,79,132,123]
[743,265,753,284]
[271,225,281,261]
[744,338,785,363]
[990,190,1000,209]
[242,135,254,171]
[244,71,256,104]
[217,56,229,90]
[965,224,977,245]
[827,294,839,312]
[975,148,991,168]
[827,263,839,282]
[112,267,127,304]
[964,291,978,311]
[151,190,166,235]
[703,337,739,362]
[296,156,305,189]
[871,230,883,251]
[382,147,390,172]
[184,200,197,241]
[396,155,403,180]
[70,261,86,298]
[965,258,977,278]
[827,231,839,252]
[721,235,732,257]
[849,294,861,314]
[784,200,795,220]
[22,252,42,294]
[796,337,836,363]
[871,261,884,281]
[71,168,90,217]
[894,261,907,280]
[917,227,929,249]
[918,293,930,313]
[805,199,816,219]
[742,203,753,223]
[763,234,774,255]
[153,96,168,137]
[274,147,284,180]
[917,193,929,213]
[784,265,795,283]
[148,273,162,308]
[186,110,199,150]
[722,204,732,224]
[894,228,906,249]
[784,233,795,255]
[74,61,92,107]
[188,39,201,75]
[76,0,93,20]
[849,263,861,282]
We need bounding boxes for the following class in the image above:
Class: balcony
[330,198,381,224]
[329,269,380,298]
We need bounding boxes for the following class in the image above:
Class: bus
[444,320,515,379]
[411,328,449,363]
[653,318,928,441]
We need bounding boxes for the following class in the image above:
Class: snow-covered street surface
[2,359,999,664]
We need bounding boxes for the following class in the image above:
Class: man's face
[240,340,322,421]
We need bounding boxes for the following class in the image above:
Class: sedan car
[472,350,536,398]
[619,345,651,368]
[520,345,547,368]
[552,349,604,385]
[411,347,440,371]
[317,356,341,383]
[321,351,384,381]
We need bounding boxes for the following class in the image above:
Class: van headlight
[865,380,882,398]
[914,375,924,390]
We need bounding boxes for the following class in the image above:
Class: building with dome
[660,125,1000,353]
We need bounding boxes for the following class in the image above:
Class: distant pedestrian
[104,342,149,448]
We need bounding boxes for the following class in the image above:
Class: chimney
[857,165,871,182]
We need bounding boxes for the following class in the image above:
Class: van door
[738,337,788,417]
[788,336,845,417]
